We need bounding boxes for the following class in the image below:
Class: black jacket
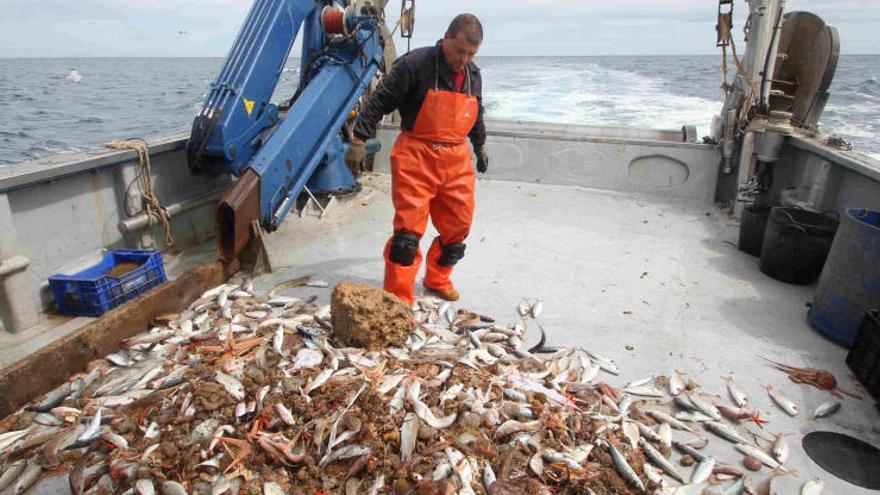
[353,41,486,146]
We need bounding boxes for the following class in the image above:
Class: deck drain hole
[802,431,880,489]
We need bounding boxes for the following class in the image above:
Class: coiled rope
[104,139,175,247]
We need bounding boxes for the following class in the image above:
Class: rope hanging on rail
[104,139,175,247]
[717,0,758,114]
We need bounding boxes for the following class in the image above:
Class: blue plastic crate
[49,250,167,317]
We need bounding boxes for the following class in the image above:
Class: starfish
[749,412,770,429]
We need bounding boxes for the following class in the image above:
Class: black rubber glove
[345,140,366,171]
[474,145,489,174]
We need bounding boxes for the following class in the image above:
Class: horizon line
[2,53,879,59]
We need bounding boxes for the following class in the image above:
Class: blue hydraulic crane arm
[187,0,385,262]
[186,0,318,177]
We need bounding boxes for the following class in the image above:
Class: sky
[0,0,877,57]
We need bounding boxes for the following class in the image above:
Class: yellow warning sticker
[243,98,255,117]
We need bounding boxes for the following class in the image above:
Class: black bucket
[759,207,839,285]
[738,204,774,256]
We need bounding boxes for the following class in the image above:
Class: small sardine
[215,371,245,401]
[0,460,26,491]
[771,433,790,463]
[400,412,419,462]
[812,401,841,419]
[606,442,645,492]
[762,384,799,416]
[639,437,684,483]
[687,393,722,421]
[101,431,129,449]
[623,386,665,397]
[669,372,685,396]
[72,407,102,448]
[26,382,72,412]
[691,456,716,484]
[705,421,750,444]
[647,410,695,433]
[658,422,672,449]
[673,440,708,462]
[585,350,621,375]
[801,478,825,495]
[161,480,189,495]
[319,444,371,468]
[723,376,749,407]
[136,478,155,495]
[735,443,788,472]
[624,375,654,388]
[13,459,42,495]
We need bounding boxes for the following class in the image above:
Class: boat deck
[244,173,876,493]
[4,171,878,494]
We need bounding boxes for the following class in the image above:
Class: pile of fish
[0,277,845,495]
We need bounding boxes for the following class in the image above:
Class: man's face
[441,32,481,73]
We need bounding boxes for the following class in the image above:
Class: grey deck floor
[253,173,878,494]
[7,173,879,494]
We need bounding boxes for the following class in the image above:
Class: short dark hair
[446,14,483,45]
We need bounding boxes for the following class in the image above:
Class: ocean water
[0,55,878,165]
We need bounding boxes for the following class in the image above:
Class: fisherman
[346,13,488,305]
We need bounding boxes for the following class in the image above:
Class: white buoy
[66,69,82,83]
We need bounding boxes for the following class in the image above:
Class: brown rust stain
[0,260,233,418]
[88,171,113,247]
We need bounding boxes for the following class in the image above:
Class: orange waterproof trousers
[383,87,478,305]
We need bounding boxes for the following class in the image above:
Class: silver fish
[161,480,189,495]
[136,478,156,495]
[585,350,621,375]
[0,460,26,491]
[639,437,684,483]
[0,429,29,452]
[623,385,665,397]
[319,444,371,468]
[73,407,102,447]
[494,419,542,440]
[801,478,825,495]
[530,300,544,318]
[433,462,452,480]
[735,443,788,472]
[624,375,655,388]
[26,382,72,412]
[705,421,750,444]
[215,371,245,401]
[687,393,722,421]
[673,440,708,462]
[658,422,672,449]
[812,401,841,419]
[408,382,456,428]
[674,394,699,412]
[669,372,685,396]
[621,421,639,449]
[606,442,645,492]
[12,459,42,495]
[483,463,497,488]
[101,431,130,449]
[723,376,749,407]
[400,412,419,462]
[635,421,663,443]
[771,433,790,463]
[691,456,716,484]
[762,384,799,416]
[647,410,695,433]
[675,411,715,422]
